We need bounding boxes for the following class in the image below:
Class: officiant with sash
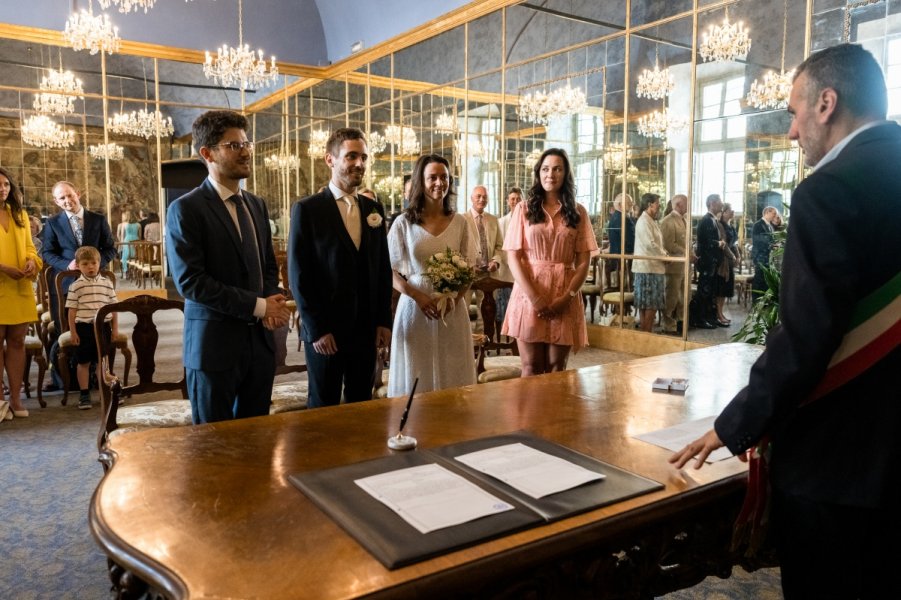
[166,110,290,424]
[669,44,901,599]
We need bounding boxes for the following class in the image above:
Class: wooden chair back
[469,277,518,375]
[94,295,187,452]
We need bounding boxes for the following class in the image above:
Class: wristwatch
[568,290,577,297]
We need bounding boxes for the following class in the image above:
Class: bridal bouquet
[424,247,475,324]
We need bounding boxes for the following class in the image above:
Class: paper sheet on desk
[455,442,605,498]
[354,463,514,534]
[634,416,734,463]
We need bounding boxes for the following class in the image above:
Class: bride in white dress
[387,154,478,397]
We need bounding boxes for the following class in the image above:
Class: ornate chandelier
[435,113,457,135]
[699,8,751,63]
[517,84,587,125]
[64,7,121,55]
[368,131,387,154]
[89,142,125,161]
[108,109,174,138]
[374,175,403,199]
[204,0,278,90]
[747,69,794,110]
[33,68,84,116]
[747,0,792,110]
[383,125,420,155]
[636,53,674,100]
[454,138,486,161]
[637,109,687,139]
[307,129,329,157]
[21,115,75,149]
[97,0,155,13]
[526,147,544,167]
[603,143,632,167]
[264,152,300,172]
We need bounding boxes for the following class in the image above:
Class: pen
[398,377,419,433]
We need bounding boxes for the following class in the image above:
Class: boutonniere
[366,208,383,228]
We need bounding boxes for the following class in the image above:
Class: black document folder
[288,431,663,569]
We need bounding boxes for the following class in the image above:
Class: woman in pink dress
[501,148,598,376]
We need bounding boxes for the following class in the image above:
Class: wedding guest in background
[714,202,738,326]
[0,167,42,419]
[751,205,779,301]
[689,193,724,329]
[502,148,597,376]
[606,192,634,290]
[660,193,688,334]
[142,212,161,243]
[463,185,503,276]
[117,210,141,278]
[387,154,477,396]
[495,187,522,324]
[29,215,43,253]
[632,193,666,333]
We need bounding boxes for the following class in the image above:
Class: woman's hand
[0,263,25,280]
[22,259,37,279]
[547,294,572,315]
[415,291,441,320]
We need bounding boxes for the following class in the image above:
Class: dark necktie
[230,194,263,292]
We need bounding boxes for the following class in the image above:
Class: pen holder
[387,432,417,451]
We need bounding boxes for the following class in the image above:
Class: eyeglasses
[211,141,254,152]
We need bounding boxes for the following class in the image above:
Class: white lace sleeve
[388,216,412,276]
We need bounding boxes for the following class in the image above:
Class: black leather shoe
[716,319,730,327]
[691,320,717,329]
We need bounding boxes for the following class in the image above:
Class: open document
[455,442,605,499]
[634,415,733,463]
[354,463,514,534]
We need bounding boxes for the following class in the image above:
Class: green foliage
[733,227,788,345]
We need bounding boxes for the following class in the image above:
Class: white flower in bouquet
[424,247,475,324]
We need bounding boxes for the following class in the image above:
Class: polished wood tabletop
[90,343,764,599]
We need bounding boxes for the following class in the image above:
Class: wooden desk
[90,343,770,599]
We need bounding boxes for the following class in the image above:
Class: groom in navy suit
[166,110,291,423]
[288,128,393,408]
[41,180,117,332]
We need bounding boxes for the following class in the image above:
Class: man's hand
[376,326,391,349]
[263,316,288,330]
[668,428,727,470]
[486,260,499,273]
[312,333,338,355]
[264,293,291,321]
[67,259,77,270]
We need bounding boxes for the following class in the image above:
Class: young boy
[66,246,118,410]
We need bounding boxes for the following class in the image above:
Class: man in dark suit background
[41,181,117,331]
[750,205,779,301]
[689,193,724,329]
[671,44,901,598]
[288,128,393,408]
[166,110,291,424]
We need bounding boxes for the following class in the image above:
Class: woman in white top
[632,193,666,332]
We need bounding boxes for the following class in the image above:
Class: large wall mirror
[3,0,899,343]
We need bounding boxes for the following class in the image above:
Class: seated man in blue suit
[166,110,291,423]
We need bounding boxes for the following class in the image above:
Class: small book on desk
[288,431,663,569]
[652,377,689,394]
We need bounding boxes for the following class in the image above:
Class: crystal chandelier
[517,84,587,125]
[89,142,125,161]
[307,129,329,157]
[368,131,386,154]
[97,0,155,14]
[204,0,278,90]
[637,109,687,139]
[636,49,675,100]
[454,138,485,161]
[435,113,457,135]
[615,163,640,183]
[603,143,632,167]
[747,0,792,110]
[699,7,751,63]
[108,109,174,138]
[64,6,121,55]
[33,68,84,116]
[383,125,420,155]
[21,115,75,149]
[526,147,544,167]
[374,175,403,199]
[264,152,300,172]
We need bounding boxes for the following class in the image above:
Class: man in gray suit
[659,194,688,334]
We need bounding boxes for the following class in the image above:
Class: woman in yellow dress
[0,167,41,418]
